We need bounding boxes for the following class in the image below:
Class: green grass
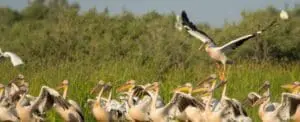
[0,60,298,122]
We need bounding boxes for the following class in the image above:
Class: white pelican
[193,77,225,122]
[87,81,110,122]
[88,81,124,121]
[247,81,282,122]
[177,10,276,80]
[4,74,26,100]
[55,80,84,122]
[116,80,153,121]
[15,86,68,122]
[278,93,300,121]
[0,83,19,122]
[168,83,194,121]
[0,48,24,66]
[146,82,206,122]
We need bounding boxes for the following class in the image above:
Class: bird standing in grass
[55,80,84,122]
[88,81,111,122]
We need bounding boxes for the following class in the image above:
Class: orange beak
[56,84,65,90]
[117,84,134,92]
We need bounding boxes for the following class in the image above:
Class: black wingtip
[181,10,190,24]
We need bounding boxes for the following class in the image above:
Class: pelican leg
[221,64,226,81]
[221,84,227,99]
[215,63,222,80]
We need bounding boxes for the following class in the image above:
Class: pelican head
[193,74,217,94]
[103,82,112,91]
[57,80,69,90]
[173,82,193,94]
[281,81,300,93]
[146,82,159,91]
[17,74,25,79]
[90,80,106,94]
[10,74,26,87]
[116,80,136,92]
[197,74,217,86]
[252,96,269,107]
[258,81,270,93]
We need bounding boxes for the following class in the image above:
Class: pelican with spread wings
[176,10,281,80]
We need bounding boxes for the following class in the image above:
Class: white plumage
[280,10,289,20]
[0,48,24,66]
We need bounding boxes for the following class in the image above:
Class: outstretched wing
[180,10,215,45]
[3,52,24,66]
[173,92,205,112]
[278,93,300,120]
[219,31,261,52]
[31,86,70,112]
[68,100,84,121]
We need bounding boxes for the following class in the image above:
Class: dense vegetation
[1,0,300,121]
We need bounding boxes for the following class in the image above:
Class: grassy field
[1,3,300,121]
[0,60,299,121]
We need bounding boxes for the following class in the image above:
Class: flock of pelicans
[0,74,300,122]
[0,10,298,122]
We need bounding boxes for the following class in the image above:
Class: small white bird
[280,10,289,20]
[0,48,24,66]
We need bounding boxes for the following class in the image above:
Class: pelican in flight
[0,48,24,66]
[55,80,84,122]
[177,10,278,80]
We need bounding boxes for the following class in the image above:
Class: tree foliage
[0,3,300,72]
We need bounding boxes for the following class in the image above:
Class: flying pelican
[177,10,277,80]
[15,86,68,122]
[55,80,84,122]
[0,48,24,66]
